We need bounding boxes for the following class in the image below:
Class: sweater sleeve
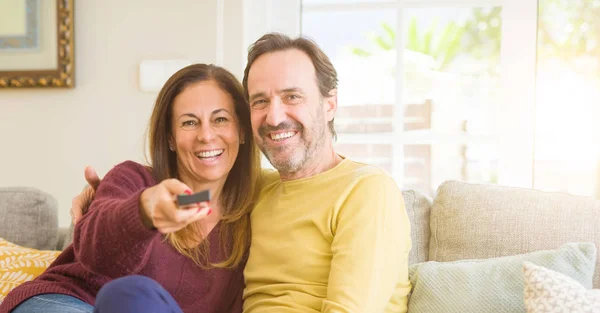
[72,161,161,278]
[322,174,412,313]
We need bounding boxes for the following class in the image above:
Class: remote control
[177,190,210,206]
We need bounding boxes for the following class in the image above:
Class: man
[72,33,412,312]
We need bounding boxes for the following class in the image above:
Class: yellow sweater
[243,158,412,313]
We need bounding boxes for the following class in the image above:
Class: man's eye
[252,100,267,108]
[286,94,301,102]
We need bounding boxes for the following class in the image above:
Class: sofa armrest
[0,187,59,250]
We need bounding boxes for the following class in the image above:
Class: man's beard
[258,120,326,176]
[264,144,307,174]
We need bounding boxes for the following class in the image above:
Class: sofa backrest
[0,187,59,250]
[428,180,600,288]
[402,189,433,265]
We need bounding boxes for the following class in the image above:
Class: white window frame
[221,0,302,79]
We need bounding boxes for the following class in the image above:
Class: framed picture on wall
[0,0,74,88]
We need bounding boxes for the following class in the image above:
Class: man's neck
[279,149,342,182]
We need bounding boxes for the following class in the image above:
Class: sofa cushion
[523,261,600,313]
[429,180,600,287]
[0,237,61,303]
[408,242,596,313]
[402,190,432,265]
[0,187,59,250]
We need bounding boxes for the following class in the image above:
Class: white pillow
[523,261,600,313]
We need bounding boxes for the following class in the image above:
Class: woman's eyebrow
[178,113,198,119]
[211,108,232,116]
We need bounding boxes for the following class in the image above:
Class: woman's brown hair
[146,63,260,268]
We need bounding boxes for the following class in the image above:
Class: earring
[169,145,175,151]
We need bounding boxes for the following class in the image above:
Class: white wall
[0,0,218,227]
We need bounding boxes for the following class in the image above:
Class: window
[534,0,600,198]
[302,0,538,196]
[243,0,600,199]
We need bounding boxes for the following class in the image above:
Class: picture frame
[0,0,75,88]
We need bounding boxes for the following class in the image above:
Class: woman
[0,64,261,313]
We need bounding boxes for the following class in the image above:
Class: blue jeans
[11,276,182,313]
[11,294,93,313]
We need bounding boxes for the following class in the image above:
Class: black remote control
[177,190,211,206]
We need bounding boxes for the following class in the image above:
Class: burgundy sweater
[0,161,245,313]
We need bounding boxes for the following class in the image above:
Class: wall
[0,0,218,227]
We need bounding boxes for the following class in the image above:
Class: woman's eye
[215,117,228,123]
[181,120,197,128]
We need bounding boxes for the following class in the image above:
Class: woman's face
[170,80,242,187]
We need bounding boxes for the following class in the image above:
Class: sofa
[403,180,600,287]
[1,181,599,310]
[0,187,71,251]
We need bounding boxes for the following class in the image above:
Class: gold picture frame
[0,0,75,88]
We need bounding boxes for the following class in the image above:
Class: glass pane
[334,141,500,195]
[534,0,600,198]
[302,5,504,195]
[401,7,502,193]
[302,8,398,184]
[301,9,396,107]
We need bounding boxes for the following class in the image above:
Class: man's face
[247,49,335,175]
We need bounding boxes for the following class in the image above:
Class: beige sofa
[3,181,599,275]
[2,181,599,310]
[404,180,600,288]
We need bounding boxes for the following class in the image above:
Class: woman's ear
[239,131,246,144]
[168,137,175,151]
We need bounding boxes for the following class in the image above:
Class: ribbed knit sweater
[0,161,244,313]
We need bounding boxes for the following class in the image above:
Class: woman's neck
[177,174,226,218]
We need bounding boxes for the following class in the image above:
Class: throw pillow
[407,242,596,313]
[0,237,60,302]
[524,261,600,313]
